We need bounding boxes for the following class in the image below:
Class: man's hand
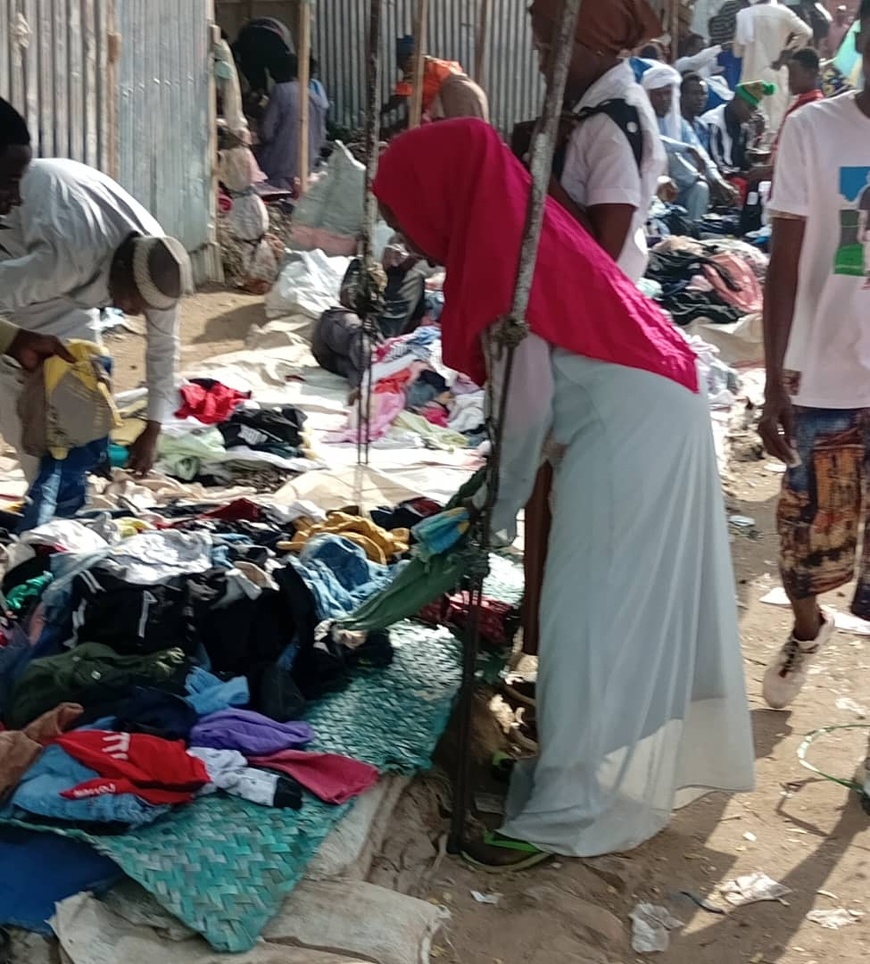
[687,147,707,174]
[6,330,75,372]
[758,384,798,465]
[127,421,161,477]
[711,178,739,204]
[657,177,679,204]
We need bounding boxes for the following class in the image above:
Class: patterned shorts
[778,407,870,618]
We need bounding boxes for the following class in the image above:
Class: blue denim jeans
[19,438,108,532]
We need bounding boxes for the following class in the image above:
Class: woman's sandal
[461,831,553,873]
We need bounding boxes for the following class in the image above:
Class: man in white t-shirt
[759,0,870,714]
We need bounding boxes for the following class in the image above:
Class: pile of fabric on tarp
[111,379,323,495]
[644,235,767,328]
[326,326,486,452]
[0,485,522,949]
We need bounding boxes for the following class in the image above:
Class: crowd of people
[0,0,868,893]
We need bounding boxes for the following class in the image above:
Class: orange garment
[395,57,463,114]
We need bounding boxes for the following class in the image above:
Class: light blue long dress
[487,331,755,857]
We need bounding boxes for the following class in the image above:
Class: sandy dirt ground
[40,292,870,963]
[378,460,870,964]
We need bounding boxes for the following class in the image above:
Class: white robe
[488,332,755,857]
[735,2,812,132]
[0,159,179,479]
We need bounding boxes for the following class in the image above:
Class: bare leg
[789,593,824,642]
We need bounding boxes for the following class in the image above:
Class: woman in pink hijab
[374,119,754,868]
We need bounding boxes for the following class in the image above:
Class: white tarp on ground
[183,334,482,507]
[54,882,448,964]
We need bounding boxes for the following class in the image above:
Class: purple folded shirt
[189,709,315,757]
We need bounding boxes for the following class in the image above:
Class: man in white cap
[0,98,191,478]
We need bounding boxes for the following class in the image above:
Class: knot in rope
[343,257,387,321]
[493,315,529,350]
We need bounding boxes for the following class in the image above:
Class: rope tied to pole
[447,0,586,854]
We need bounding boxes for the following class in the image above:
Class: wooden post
[408,0,429,129]
[670,0,682,61]
[474,0,491,83]
[357,0,382,468]
[297,0,312,193]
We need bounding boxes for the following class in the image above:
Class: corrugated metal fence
[315,0,544,134]
[0,0,113,169]
[0,0,219,279]
[115,0,216,265]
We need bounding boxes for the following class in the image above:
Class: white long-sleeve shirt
[0,159,179,422]
[675,45,723,79]
[734,3,812,81]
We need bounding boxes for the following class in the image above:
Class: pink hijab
[372,119,697,392]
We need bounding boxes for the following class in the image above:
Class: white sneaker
[762,611,834,710]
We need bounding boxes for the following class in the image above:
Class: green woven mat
[3,554,523,951]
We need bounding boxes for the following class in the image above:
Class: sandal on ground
[461,831,552,873]
[502,673,536,708]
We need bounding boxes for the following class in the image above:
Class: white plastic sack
[265,250,351,320]
[228,193,269,242]
[263,880,449,964]
[218,146,264,194]
[52,893,369,964]
[306,776,409,881]
[292,142,365,238]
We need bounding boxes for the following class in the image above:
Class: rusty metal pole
[408,0,429,128]
[357,0,382,467]
[448,0,586,855]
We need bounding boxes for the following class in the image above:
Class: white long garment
[675,45,724,79]
[735,3,812,131]
[559,60,666,283]
[0,159,179,423]
[488,333,754,857]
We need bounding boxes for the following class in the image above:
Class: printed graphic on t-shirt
[835,167,870,280]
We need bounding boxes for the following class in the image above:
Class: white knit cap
[131,236,193,310]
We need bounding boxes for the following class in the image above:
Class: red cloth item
[372,120,698,393]
[417,591,521,651]
[202,498,264,522]
[374,370,412,395]
[175,380,251,425]
[248,750,379,805]
[56,731,209,806]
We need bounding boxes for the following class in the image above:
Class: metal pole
[297,0,312,194]
[408,0,429,129]
[357,0,382,467]
[474,0,491,83]
[447,0,585,855]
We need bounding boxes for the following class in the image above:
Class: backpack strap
[553,99,644,180]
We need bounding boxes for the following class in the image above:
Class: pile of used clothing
[112,378,322,495]
[0,487,517,844]
[326,326,486,451]
[644,236,768,328]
